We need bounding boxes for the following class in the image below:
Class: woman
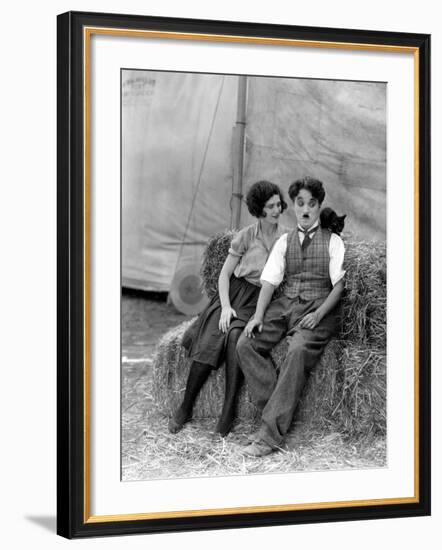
[168,180,289,437]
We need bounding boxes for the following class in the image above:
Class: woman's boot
[168,361,212,433]
[215,328,243,437]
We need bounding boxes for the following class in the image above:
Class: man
[236,176,345,457]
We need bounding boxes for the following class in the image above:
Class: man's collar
[297,220,319,232]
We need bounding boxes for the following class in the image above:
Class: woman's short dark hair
[245,180,288,218]
[288,176,326,204]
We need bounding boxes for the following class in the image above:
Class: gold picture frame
[57,11,431,538]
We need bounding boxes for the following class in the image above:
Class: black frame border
[57,10,431,539]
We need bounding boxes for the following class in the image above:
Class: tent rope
[172,76,226,279]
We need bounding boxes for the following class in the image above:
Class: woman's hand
[299,311,319,330]
[244,317,263,338]
[219,306,237,333]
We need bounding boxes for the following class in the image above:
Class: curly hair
[245,180,288,218]
[288,176,326,204]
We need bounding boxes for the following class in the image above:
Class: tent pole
[231,75,247,229]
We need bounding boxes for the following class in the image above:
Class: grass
[122,363,386,481]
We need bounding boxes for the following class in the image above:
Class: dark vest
[284,226,332,301]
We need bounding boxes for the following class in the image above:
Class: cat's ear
[341,214,347,220]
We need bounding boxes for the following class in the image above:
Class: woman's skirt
[182,275,260,369]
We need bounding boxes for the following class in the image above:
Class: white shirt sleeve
[260,233,288,287]
[329,234,346,286]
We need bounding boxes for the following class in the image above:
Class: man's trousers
[236,295,340,448]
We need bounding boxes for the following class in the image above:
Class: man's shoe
[246,431,262,443]
[243,440,274,457]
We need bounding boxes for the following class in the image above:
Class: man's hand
[244,317,263,338]
[219,306,237,333]
[299,311,319,330]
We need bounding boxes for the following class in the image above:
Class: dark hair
[288,176,326,204]
[245,180,288,218]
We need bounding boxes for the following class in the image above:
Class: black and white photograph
[121,69,387,481]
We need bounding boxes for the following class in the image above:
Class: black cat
[320,207,346,235]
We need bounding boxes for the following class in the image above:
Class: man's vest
[283,226,332,301]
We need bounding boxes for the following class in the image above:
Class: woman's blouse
[228,222,289,286]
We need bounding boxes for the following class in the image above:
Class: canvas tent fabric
[240,77,387,238]
[122,70,386,293]
[123,70,238,292]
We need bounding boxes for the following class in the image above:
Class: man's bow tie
[298,226,317,235]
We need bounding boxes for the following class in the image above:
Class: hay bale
[333,344,386,436]
[151,231,387,438]
[152,320,340,424]
[341,239,386,347]
[151,320,258,420]
[200,230,237,299]
[151,324,385,437]
[295,341,386,437]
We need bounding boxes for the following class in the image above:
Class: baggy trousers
[236,295,340,448]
